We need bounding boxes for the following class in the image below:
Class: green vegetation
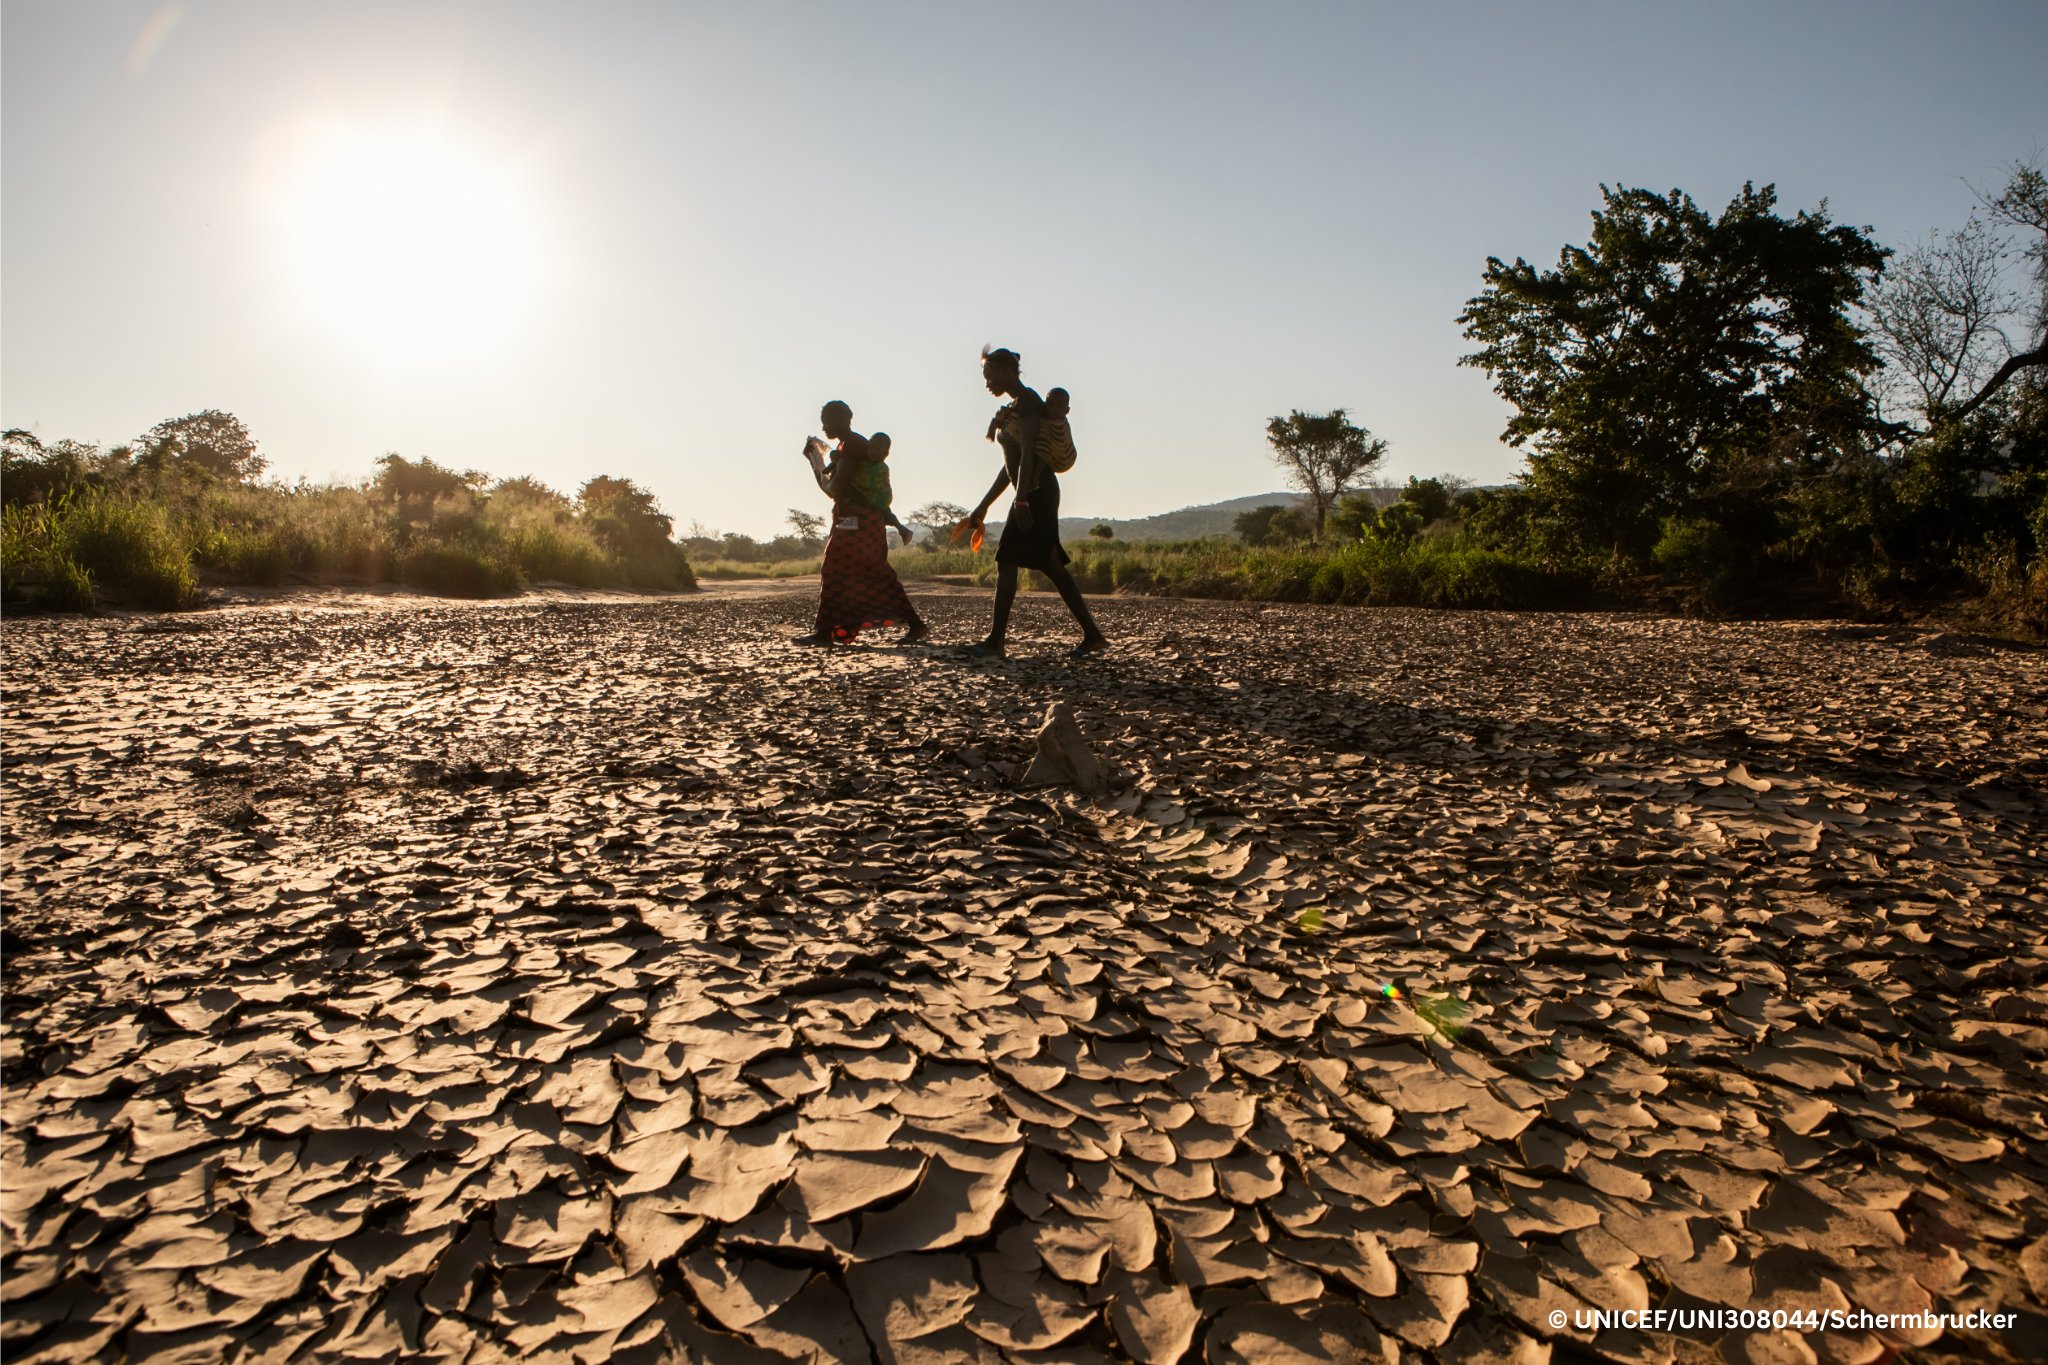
[1265,409,1387,539]
[1064,534,1564,608]
[2,426,694,610]
[694,557,823,580]
[680,526,824,570]
[1445,162,2047,634]
[2,489,196,610]
[879,525,1567,612]
[1233,503,1316,546]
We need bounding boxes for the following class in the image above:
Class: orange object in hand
[951,518,985,552]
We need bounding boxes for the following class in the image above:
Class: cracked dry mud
[3,591,2046,1365]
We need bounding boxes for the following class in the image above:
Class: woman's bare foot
[1070,634,1110,657]
[897,623,931,645]
[959,638,1006,658]
[791,631,836,646]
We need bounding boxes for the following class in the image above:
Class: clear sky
[5,1,2045,537]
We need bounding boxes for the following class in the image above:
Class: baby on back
[1036,387,1076,474]
[847,431,912,545]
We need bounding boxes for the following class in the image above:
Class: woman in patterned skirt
[795,400,928,646]
[959,347,1108,657]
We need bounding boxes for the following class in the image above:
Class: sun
[274,121,540,362]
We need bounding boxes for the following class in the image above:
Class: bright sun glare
[276,122,539,362]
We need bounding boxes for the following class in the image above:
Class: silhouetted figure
[796,401,928,646]
[958,348,1108,657]
[863,433,915,546]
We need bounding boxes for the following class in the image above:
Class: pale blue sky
[5,1,2045,536]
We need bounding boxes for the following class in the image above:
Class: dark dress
[992,388,1070,572]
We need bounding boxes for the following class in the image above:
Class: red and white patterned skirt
[816,510,919,641]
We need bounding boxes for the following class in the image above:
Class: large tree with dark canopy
[1459,183,1888,556]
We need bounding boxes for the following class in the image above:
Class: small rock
[1017,701,1105,793]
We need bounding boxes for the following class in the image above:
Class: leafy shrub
[194,526,293,585]
[1111,559,1154,593]
[502,522,614,586]
[397,541,523,598]
[1233,504,1311,545]
[1653,516,1742,604]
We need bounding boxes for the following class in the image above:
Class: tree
[1939,153,2048,425]
[2,430,109,506]
[1868,215,2022,424]
[1265,410,1387,540]
[1398,477,1458,526]
[579,476,688,587]
[1233,503,1312,546]
[1329,489,1384,541]
[493,476,573,514]
[905,500,971,549]
[1364,502,1424,545]
[375,453,473,503]
[139,410,265,481]
[1982,154,2048,340]
[579,477,673,544]
[786,509,825,541]
[1459,183,1887,556]
[1089,523,1115,540]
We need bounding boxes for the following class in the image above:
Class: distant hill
[973,492,1298,545]
[1054,492,1302,542]
[1054,489,1410,542]
[972,485,1454,544]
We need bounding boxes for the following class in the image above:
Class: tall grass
[611,532,1567,610]
[694,557,823,580]
[396,541,524,597]
[893,547,989,580]
[2,490,197,609]
[891,534,1574,609]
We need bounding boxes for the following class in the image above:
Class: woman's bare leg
[967,565,1020,654]
[1043,562,1108,648]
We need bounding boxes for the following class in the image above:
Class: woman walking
[958,347,1108,657]
[795,400,928,646]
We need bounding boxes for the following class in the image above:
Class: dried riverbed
[4,591,2046,1363]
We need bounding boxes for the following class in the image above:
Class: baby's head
[1045,387,1070,418]
[868,431,892,460]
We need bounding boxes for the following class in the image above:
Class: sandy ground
[3,590,2046,1364]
